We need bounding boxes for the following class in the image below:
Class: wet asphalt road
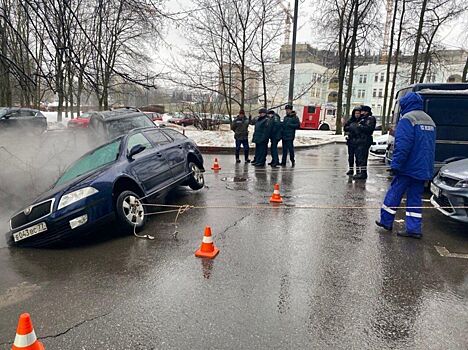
[0,143,467,349]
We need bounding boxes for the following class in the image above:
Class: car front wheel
[116,190,147,231]
[187,162,204,190]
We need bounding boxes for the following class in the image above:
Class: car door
[126,132,173,194]
[161,129,188,179]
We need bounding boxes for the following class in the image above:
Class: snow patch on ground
[43,111,382,148]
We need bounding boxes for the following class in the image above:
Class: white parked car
[370,134,389,160]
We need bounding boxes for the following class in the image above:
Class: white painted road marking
[434,246,468,259]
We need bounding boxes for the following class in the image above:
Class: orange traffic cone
[211,158,221,171]
[195,226,220,259]
[11,313,45,350]
[270,183,283,203]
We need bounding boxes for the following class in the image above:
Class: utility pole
[288,0,299,105]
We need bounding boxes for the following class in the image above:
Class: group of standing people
[344,105,376,180]
[231,104,300,168]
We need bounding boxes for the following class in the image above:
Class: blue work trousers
[380,174,425,234]
[235,139,249,160]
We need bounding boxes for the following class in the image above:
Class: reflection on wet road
[0,144,467,349]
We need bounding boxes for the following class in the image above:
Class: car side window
[127,133,153,152]
[163,129,187,140]
[144,130,171,146]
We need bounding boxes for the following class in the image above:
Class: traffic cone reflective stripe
[12,313,45,350]
[211,158,221,171]
[195,226,219,259]
[270,183,283,203]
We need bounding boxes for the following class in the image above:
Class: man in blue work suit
[376,92,436,239]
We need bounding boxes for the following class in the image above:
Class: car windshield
[106,115,154,138]
[79,113,91,119]
[55,139,121,186]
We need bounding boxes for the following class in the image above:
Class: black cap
[361,105,372,113]
[267,110,275,115]
[285,104,293,110]
[259,108,268,114]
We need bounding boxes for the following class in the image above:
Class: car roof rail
[111,106,141,112]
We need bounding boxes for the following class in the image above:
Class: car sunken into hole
[6,127,205,247]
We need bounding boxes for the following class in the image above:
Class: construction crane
[278,1,293,45]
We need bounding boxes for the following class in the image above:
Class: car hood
[374,134,389,142]
[33,166,110,204]
[440,159,468,180]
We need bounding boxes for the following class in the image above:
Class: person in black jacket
[231,110,251,163]
[267,110,282,168]
[281,105,300,167]
[350,105,376,180]
[252,108,271,167]
[343,106,362,175]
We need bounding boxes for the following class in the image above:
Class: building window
[359,74,367,84]
[374,73,379,83]
[380,72,385,82]
[373,89,377,98]
[311,87,321,98]
[357,89,366,98]
[378,89,383,98]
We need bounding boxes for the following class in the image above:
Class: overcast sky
[155,0,467,72]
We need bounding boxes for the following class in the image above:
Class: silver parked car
[430,158,468,223]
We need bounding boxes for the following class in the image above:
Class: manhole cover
[221,176,249,183]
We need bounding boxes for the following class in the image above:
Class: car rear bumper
[7,203,115,247]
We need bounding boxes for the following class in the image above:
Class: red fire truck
[299,105,336,130]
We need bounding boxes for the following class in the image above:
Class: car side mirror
[127,144,146,160]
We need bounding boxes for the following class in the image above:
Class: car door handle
[178,145,183,149]
[156,152,163,157]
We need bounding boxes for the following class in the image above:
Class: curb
[198,140,345,154]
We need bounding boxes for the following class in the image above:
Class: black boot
[353,171,367,180]
[236,158,241,163]
[346,168,354,176]
[291,160,295,167]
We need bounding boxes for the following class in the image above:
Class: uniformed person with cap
[350,105,376,179]
[251,108,271,167]
[281,104,300,167]
[267,110,282,168]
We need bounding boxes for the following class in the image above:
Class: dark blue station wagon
[7,127,205,247]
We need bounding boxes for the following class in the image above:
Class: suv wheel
[187,162,204,190]
[116,190,147,231]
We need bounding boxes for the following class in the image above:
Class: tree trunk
[387,0,406,120]
[410,0,428,84]
[463,55,468,82]
[382,0,398,133]
[345,0,359,120]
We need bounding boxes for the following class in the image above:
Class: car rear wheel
[116,190,147,231]
[187,162,204,190]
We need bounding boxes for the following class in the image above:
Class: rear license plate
[430,183,441,198]
[13,222,47,242]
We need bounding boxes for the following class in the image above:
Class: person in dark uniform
[281,105,300,167]
[252,108,271,167]
[231,110,251,163]
[267,110,282,168]
[376,92,436,239]
[343,106,362,175]
[350,105,376,180]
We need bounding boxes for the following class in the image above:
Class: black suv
[88,107,156,142]
[0,107,47,134]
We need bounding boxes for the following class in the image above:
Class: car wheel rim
[122,195,145,225]
[191,164,204,185]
